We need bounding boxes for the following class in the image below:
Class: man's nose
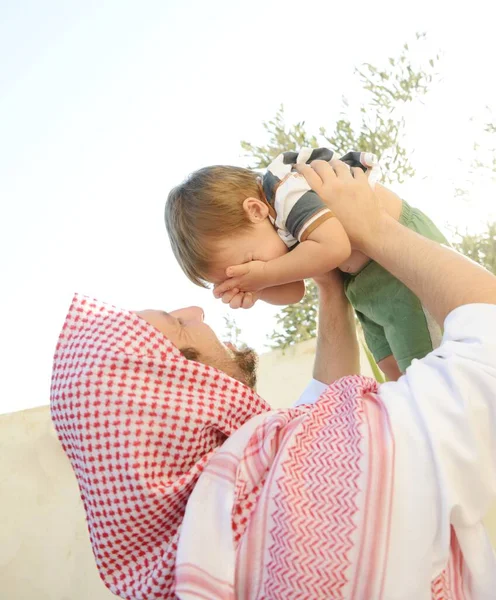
[170,306,204,323]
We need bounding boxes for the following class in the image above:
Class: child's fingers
[220,288,239,304]
[213,284,227,298]
[213,283,223,299]
[214,278,240,297]
[226,263,250,278]
[241,293,256,309]
[229,292,245,310]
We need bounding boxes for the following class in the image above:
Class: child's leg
[347,263,441,377]
[377,355,402,382]
[354,310,395,380]
[382,303,441,373]
[346,199,449,375]
[379,200,449,371]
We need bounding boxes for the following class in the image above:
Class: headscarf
[50,294,270,599]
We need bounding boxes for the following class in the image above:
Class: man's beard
[230,347,258,389]
[180,346,258,389]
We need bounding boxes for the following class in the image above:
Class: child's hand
[232,291,260,309]
[212,284,260,309]
[217,261,269,295]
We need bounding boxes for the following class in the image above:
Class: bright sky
[1,0,496,414]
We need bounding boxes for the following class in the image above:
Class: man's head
[136,306,258,389]
[165,165,288,287]
[50,294,270,599]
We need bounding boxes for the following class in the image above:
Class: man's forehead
[134,309,177,338]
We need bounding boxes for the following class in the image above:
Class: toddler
[165,148,449,379]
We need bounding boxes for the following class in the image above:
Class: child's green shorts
[344,201,450,373]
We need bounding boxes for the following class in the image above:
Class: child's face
[208,218,288,284]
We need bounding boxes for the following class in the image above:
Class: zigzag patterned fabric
[176,375,398,598]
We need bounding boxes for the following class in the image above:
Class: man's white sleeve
[381,303,496,526]
[378,304,496,597]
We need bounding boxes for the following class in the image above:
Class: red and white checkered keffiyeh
[50,294,270,600]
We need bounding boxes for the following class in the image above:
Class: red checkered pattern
[50,294,270,600]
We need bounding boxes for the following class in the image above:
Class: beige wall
[257,337,374,408]
[0,406,116,600]
[1,343,495,599]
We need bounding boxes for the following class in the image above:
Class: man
[51,160,496,599]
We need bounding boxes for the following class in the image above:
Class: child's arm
[260,281,306,304]
[216,218,351,294]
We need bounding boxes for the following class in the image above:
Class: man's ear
[242,197,269,223]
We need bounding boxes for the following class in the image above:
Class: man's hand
[295,159,384,252]
[296,163,496,327]
[214,260,269,296]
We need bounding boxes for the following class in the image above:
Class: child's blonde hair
[165,165,262,287]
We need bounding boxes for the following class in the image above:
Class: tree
[451,109,496,275]
[241,33,441,349]
[269,282,319,349]
[452,223,496,275]
[223,314,245,348]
